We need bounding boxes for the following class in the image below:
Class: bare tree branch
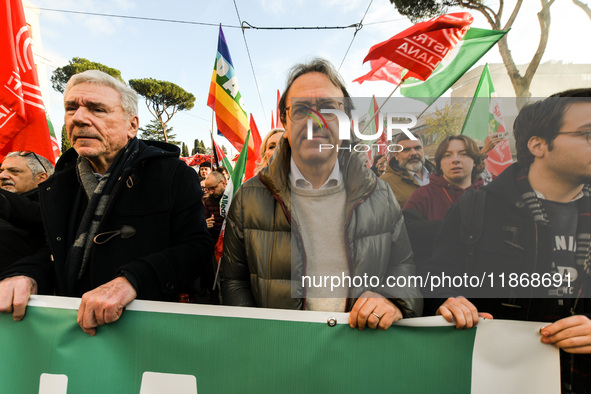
[572,0,591,20]
[503,0,524,30]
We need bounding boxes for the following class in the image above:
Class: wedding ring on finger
[372,312,381,320]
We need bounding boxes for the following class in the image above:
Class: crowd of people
[0,60,590,392]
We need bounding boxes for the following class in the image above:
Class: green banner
[0,296,558,393]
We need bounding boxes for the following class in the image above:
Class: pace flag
[207,26,255,159]
[362,12,473,81]
[401,28,507,106]
[0,0,55,164]
[461,64,512,176]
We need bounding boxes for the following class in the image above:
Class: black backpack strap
[459,189,487,268]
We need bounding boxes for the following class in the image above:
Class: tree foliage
[51,57,123,94]
[60,125,71,153]
[192,138,208,155]
[139,119,179,145]
[422,102,469,146]
[181,142,190,157]
[128,78,195,143]
[391,0,455,22]
[391,0,556,108]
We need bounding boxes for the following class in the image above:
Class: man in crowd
[203,171,226,244]
[380,134,435,207]
[0,151,53,194]
[221,58,421,330]
[427,89,591,392]
[198,161,212,182]
[0,70,211,335]
[0,151,54,269]
[402,135,484,269]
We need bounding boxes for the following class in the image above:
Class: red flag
[354,58,406,85]
[271,111,275,130]
[245,114,261,180]
[276,90,283,129]
[0,0,55,164]
[363,12,473,81]
[250,114,262,153]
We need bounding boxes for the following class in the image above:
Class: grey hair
[6,151,55,177]
[64,70,138,116]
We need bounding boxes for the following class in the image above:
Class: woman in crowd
[255,128,284,174]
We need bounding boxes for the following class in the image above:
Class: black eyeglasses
[285,99,344,124]
[19,151,48,173]
[205,180,223,192]
[556,129,591,144]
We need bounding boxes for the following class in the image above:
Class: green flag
[401,28,507,106]
[220,129,249,218]
[461,63,497,140]
[461,64,513,175]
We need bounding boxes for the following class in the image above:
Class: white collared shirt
[409,166,430,186]
[289,157,342,190]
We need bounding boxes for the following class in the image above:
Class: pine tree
[60,125,72,152]
[181,142,190,157]
[139,119,179,145]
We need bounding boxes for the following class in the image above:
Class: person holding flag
[221,59,421,329]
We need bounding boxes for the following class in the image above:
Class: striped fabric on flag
[207,25,254,157]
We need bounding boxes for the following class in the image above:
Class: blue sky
[29,0,591,155]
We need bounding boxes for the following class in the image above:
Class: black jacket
[0,188,44,271]
[425,163,591,392]
[3,140,212,301]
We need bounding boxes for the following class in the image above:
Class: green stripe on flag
[401,28,507,105]
[220,130,249,217]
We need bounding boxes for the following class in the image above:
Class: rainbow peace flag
[207,25,254,156]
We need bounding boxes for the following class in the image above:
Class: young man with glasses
[0,151,54,270]
[426,89,591,393]
[221,59,421,330]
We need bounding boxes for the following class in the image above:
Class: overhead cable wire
[338,0,374,71]
[32,7,400,31]
[232,0,268,130]
[363,17,407,25]
[241,21,360,30]
[34,7,242,28]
